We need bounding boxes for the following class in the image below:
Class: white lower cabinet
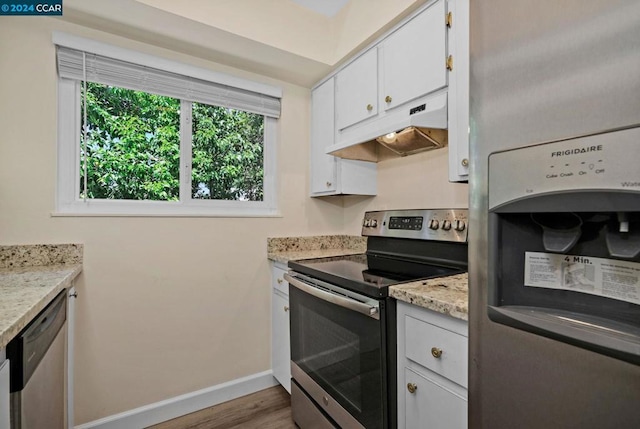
[397,301,468,429]
[0,355,9,429]
[405,368,467,429]
[271,263,291,393]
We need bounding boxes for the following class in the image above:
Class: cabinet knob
[277,278,283,284]
[326,181,332,187]
[461,158,469,167]
[284,306,289,312]
[446,11,453,28]
[385,95,392,103]
[407,383,418,394]
[431,347,443,359]
[446,55,454,71]
[366,104,373,111]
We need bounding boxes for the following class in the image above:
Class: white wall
[0,17,344,424]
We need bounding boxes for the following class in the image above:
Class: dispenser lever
[606,213,640,259]
[618,212,630,233]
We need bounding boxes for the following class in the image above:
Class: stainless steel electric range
[285,209,469,429]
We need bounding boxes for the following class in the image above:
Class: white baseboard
[75,371,278,429]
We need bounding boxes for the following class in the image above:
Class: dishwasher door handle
[284,273,380,320]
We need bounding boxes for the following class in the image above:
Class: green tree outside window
[81,82,264,202]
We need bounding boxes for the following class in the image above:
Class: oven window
[290,285,384,429]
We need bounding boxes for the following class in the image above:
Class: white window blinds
[56,46,281,118]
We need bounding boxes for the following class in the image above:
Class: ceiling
[291,0,349,17]
[61,0,421,87]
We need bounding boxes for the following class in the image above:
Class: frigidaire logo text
[551,145,603,157]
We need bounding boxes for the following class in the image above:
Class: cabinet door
[335,48,378,131]
[404,367,467,429]
[310,79,337,194]
[382,0,447,111]
[272,291,291,393]
[447,0,470,182]
[0,359,9,429]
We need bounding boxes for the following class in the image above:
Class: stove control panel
[362,209,468,242]
[389,216,423,230]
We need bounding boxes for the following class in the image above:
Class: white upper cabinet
[314,0,469,183]
[335,49,378,131]
[447,0,470,182]
[310,78,377,197]
[381,0,447,112]
[310,78,338,194]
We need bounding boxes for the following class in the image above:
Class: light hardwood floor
[147,386,297,429]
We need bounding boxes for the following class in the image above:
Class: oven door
[286,272,385,429]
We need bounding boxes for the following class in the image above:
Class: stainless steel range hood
[327,92,448,162]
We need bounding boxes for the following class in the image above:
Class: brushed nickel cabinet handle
[277,278,283,284]
[407,383,418,394]
[366,104,373,111]
[326,181,332,187]
[284,306,289,312]
[385,95,392,103]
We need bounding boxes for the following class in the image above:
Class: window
[55,33,281,216]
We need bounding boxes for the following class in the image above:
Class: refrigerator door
[469,1,640,428]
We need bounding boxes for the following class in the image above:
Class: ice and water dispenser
[487,127,640,364]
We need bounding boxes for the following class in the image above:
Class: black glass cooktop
[288,253,463,298]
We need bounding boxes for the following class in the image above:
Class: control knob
[441,220,452,231]
[454,220,466,232]
[428,219,440,230]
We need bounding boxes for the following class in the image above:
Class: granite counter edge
[0,264,82,349]
[389,274,469,321]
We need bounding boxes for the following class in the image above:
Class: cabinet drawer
[404,315,468,388]
[272,266,289,296]
[404,367,467,429]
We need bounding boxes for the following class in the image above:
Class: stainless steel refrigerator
[468,1,640,427]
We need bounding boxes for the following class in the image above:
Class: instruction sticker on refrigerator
[524,252,640,306]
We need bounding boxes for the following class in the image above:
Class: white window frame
[54,33,280,217]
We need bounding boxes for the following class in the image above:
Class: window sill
[51,210,282,218]
[52,201,281,218]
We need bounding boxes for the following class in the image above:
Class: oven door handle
[284,273,380,320]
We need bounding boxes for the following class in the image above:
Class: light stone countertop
[267,235,366,264]
[0,244,83,349]
[0,264,82,349]
[0,244,82,268]
[268,248,366,264]
[389,273,469,321]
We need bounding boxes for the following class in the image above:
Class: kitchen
[0,1,638,429]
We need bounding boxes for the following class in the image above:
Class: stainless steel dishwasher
[7,290,67,429]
